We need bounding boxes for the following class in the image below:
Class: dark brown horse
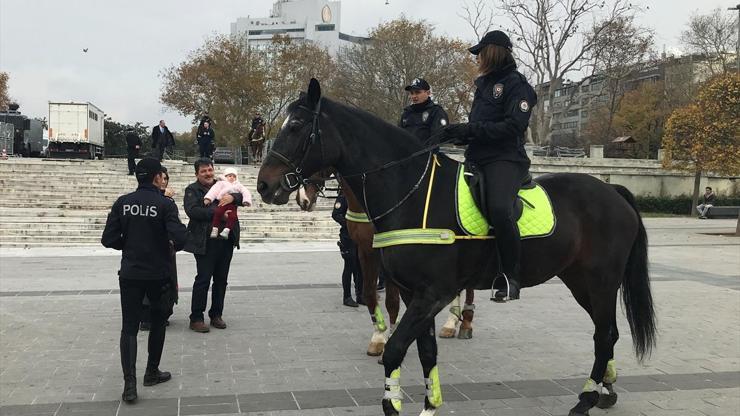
[259,79,655,416]
[248,123,266,164]
[297,175,478,351]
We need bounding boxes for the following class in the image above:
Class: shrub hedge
[634,195,740,214]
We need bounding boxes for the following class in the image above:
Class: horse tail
[612,184,656,363]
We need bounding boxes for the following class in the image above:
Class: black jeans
[127,150,138,174]
[119,278,169,369]
[199,141,212,158]
[339,239,363,299]
[479,160,530,280]
[190,238,234,322]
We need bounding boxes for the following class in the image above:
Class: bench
[706,206,740,219]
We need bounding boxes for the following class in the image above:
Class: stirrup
[491,273,515,302]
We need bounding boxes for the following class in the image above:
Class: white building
[230,0,367,55]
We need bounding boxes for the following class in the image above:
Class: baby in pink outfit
[204,167,253,239]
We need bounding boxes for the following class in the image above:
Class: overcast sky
[0,0,733,133]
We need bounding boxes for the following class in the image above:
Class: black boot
[120,334,138,403]
[143,320,171,386]
[492,273,521,302]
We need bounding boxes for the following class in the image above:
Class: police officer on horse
[443,30,537,302]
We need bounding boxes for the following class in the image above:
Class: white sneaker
[219,228,231,239]
[210,227,219,238]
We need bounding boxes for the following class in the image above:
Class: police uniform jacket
[465,63,537,165]
[331,194,352,244]
[183,180,243,255]
[399,99,449,146]
[197,128,215,145]
[101,183,187,280]
[251,117,265,130]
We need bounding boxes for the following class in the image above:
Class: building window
[581,110,589,118]
[315,24,335,31]
[566,110,578,118]
[554,89,562,97]
[88,111,98,121]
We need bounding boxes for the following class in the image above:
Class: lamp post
[730,4,740,73]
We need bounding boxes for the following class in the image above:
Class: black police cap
[135,158,164,180]
[468,30,513,55]
[404,78,430,91]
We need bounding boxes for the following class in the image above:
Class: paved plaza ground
[0,218,738,415]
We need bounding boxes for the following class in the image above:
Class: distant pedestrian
[101,158,187,403]
[125,128,142,175]
[332,191,363,307]
[197,121,215,159]
[203,167,252,239]
[184,158,245,333]
[697,186,716,219]
[151,120,174,162]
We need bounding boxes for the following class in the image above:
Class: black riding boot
[120,334,138,402]
[493,272,521,302]
[143,321,171,386]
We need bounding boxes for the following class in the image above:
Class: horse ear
[307,78,321,110]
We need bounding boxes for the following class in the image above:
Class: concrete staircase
[0,158,340,248]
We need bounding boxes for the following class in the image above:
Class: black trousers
[479,160,530,280]
[199,141,212,158]
[340,239,363,299]
[119,278,169,369]
[190,238,234,322]
[127,150,138,174]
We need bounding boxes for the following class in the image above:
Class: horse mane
[288,93,424,153]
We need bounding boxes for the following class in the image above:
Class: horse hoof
[438,327,456,338]
[382,398,400,416]
[367,342,385,356]
[596,386,618,409]
[567,411,588,416]
[457,328,473,339]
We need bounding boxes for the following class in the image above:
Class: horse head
[295,171,331,211]
[258,79,340,205]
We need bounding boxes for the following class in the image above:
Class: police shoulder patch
[493,83,504,99]
[334,202,341,209]
[422,111,429,122]
[440,118,448,126]
[519,100,530,112]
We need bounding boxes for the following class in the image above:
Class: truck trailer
[48,102,105,159]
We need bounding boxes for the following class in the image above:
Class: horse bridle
[267,99,324,193]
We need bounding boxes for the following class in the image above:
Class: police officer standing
[332,191,363,307]
[443,30,537,302]
[101,158,187,403]
[125,128,142,176]
[399,78,449,147]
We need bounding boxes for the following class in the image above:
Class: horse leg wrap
[384,368,402,412]
[603,359,617,384]
[372,305,387,332]
[424,366,443,408]
[582,377,611,396]
[462,303,476,312]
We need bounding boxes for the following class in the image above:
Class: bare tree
[680,8,738,75]
[494,0,636,145]
[459,0,495,40]
[585,15,654,142]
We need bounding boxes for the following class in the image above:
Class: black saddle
[463,162,534,222]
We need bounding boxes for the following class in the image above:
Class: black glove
[444,123,472,145]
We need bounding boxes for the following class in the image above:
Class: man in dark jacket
[125,128,142,175]
[151,120,174,162]
[101,158,187,403]
[196,121,215,159]
[332,192,363,307]
[697,186,716,219]
[399,78,449,147]
[184,158,245,332]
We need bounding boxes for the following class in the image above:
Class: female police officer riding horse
[444,30,536,302]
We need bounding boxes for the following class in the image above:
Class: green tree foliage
[332,18,477,124]
[104,118,149,156]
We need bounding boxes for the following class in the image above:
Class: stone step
[0,221,339,232]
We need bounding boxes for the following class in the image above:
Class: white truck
[48,102,105,159]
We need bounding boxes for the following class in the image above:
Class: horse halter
[267,99,324,193]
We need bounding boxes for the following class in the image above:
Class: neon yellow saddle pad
[455,164,555,239]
